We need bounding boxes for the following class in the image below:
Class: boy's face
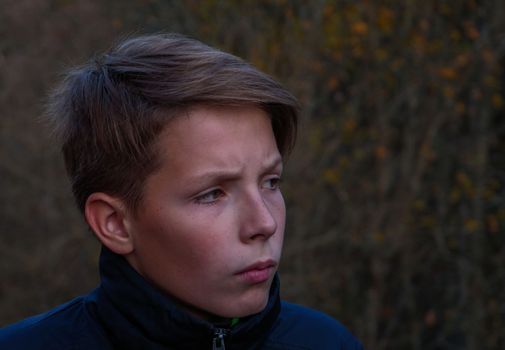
[125,106,285,319]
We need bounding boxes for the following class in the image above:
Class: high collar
[90,247,281,349]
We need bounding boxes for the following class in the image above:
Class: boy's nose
[239,191,278,242]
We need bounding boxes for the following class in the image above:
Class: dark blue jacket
[0,248,363,349]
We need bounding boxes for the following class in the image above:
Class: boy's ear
[85,193,134,255]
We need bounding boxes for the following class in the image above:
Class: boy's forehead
[152,105,279,169]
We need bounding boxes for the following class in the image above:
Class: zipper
[212,327,229,350]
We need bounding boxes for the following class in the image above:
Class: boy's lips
[235,259,277,284]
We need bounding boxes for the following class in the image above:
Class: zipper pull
[212,328,229,350]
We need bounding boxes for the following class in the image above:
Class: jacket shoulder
[0,295,110,350]
[265,301,363,350]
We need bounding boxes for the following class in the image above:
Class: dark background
[1,1,504,349]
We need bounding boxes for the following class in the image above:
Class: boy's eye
[263,177,281,190]
[195,189,224,204]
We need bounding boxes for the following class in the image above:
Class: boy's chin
[219,290,271,319]
[166,283,272,321]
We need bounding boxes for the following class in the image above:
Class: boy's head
[47,34,298,320]
[48,33,297,214]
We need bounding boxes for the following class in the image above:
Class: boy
[0,33,363,349]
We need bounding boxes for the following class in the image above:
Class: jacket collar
[91,247,280,349]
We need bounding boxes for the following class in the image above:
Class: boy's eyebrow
[263,155,283,171]
[186,155,283,187]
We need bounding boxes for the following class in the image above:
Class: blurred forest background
[1,1,504,349]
